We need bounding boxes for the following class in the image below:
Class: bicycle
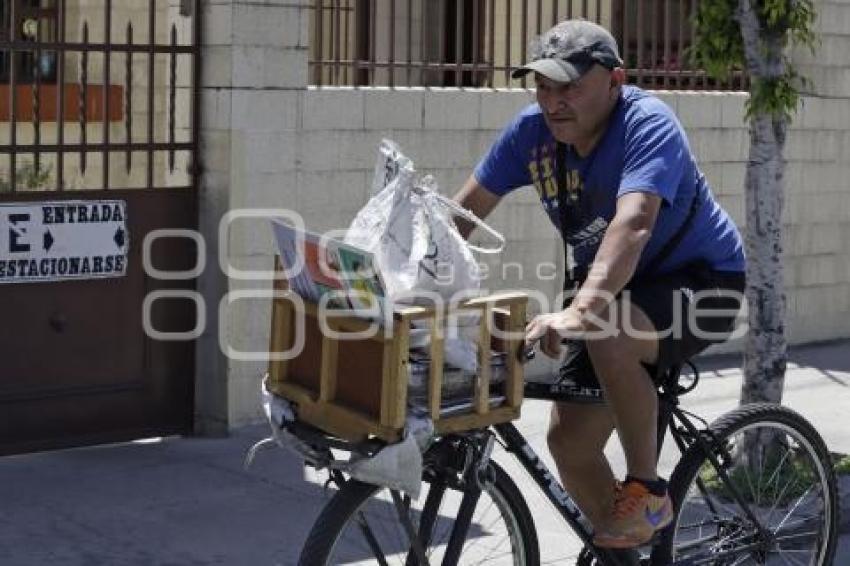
[285,358,840,566]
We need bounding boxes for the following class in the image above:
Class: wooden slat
[318,332,339,402]
[268,257,292,384]
[475,304,492,415]
[379,327,397,427]
[298,399,401,443]
[303,301,389,341]
[505,299,527,409]
[268,296,294,383]
[390,317,410,429]
[458,291,529,308]
[393,292,528,319]
[435,407,520,436]
[268,381,318,405]
[428,311,445,422]
[393,304,434,320]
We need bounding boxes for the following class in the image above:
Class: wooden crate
[267,258,528,443]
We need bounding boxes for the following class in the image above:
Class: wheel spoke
[355,510,391,566]
[668,408,836,566]
[305,455,534,565]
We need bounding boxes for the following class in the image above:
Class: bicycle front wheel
[298,460,539,566]
[659,403,839,565]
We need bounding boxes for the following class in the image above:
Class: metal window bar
[33,9,41,176]
[147,0,155,188]
[389,0,395,86]
[103,0,111,190]
[79,22,87,175]
[335,0,342,85]
[519,0,527,88]
[56,0,64,190]
[369,0,376,85]
[455,0,462,86]
[471,0,476,86]
[488,0,494,87]
[125,21,132,173]
[1,0,199,194]
[306,0,746,91]
[406,0,412,85]
[504,0,511,85]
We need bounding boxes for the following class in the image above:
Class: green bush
[699,454,817,506]
[0,161,52,192]
[834,454,850,476]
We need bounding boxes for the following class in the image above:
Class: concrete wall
[200,0,850,427]
[196,0,311,432]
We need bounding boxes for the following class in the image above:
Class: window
[1,0,59,84]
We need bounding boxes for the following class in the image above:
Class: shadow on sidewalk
[0,424,499,566]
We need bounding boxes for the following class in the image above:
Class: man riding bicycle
[453,19,746,550]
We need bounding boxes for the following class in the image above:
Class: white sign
[0,200,129,283]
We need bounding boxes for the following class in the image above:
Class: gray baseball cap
[512,19,623,83]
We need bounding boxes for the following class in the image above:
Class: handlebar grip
[518,342,537,363]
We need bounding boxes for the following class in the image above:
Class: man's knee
[585,301,659,369]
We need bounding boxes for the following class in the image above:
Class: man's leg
[585,300,660,481]
[585,300,673,548]
[547,401,615,530]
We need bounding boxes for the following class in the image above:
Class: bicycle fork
[402,432,496,566]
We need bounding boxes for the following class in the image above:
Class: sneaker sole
[593,517,673,549]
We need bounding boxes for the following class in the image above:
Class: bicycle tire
[653,403,839,565]
[298,459,540,566]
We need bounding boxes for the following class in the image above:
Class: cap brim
[511,58,590,82]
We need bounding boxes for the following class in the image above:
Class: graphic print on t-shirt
[527,143,609,262]
[527,144,587,208]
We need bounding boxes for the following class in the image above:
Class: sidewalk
[1,341,848,565]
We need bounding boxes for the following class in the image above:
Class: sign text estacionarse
[0,200,129,283]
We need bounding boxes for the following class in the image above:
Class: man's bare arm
[571,191,662,318]
[451,175,502,240]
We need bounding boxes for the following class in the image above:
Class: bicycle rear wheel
[657,403,839,565]
[298,459,539,566]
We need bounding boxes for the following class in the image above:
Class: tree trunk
[737,0,789,406]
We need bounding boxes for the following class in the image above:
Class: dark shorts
[542,264,745,404]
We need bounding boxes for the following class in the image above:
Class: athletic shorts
[547,263,745,404]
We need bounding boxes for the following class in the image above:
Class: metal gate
[0,0,200,455]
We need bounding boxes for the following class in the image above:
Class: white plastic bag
[346,140,505,371]
[346,140,504,303]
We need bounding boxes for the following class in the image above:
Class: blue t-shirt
[474,85,745,275]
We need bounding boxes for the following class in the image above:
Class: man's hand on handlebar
[522,307,586,361]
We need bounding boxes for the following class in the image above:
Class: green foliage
[834,454,850,476]
[0,161,53,192]
[746,69,811,121]
[691,0,818,122]
[690,0,745,81]
[699,452,817,505]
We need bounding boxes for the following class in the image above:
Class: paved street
[1,341,848,565]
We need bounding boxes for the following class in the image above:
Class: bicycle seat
[524,373,605,403]
[523,361,694,403]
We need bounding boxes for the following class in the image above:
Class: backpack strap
[555,142,587,289]
[556,141,701,285]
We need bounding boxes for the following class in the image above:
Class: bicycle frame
[493,421,601,553]
[487,365,705,566]
[294,363,799,566]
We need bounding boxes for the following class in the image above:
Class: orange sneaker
[593,480,673,549]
